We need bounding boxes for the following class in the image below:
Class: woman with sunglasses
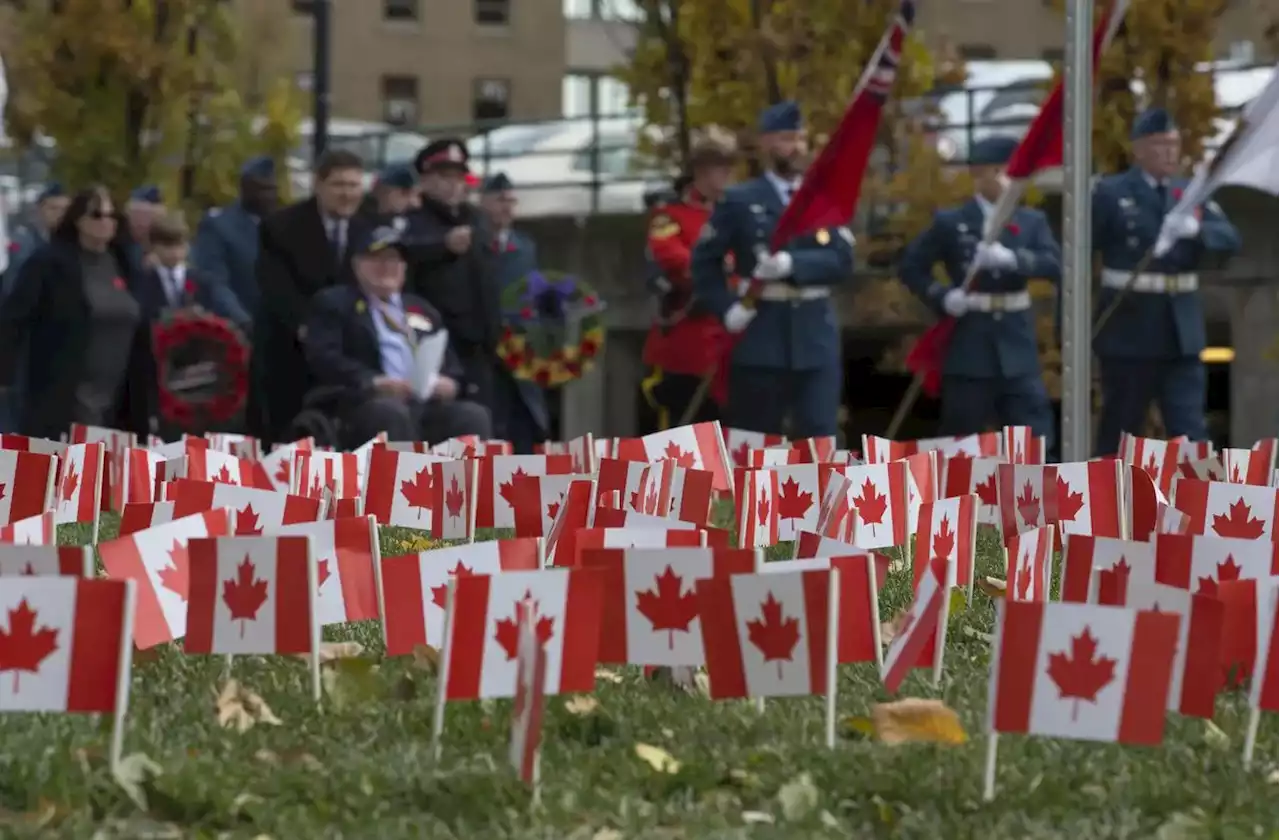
[0,185,154,439]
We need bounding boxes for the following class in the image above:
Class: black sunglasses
[87,209,116,220]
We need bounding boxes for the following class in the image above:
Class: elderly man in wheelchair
[295,226,492,449]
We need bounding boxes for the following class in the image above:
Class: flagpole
[1060,0,1094,462]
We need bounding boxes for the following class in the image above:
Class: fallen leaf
[871,698,967,746]
[777,772,819,821]
[880,609,911,645]
[564,696,599,716]
[976,576,1007,598]
[948,587,967,615]
[741,811,775,824]
[594,666,623,684]
[694,670,711,698]
[1202,719,1230,750]
[215,681,281,732]
[321,658,382,711]
[840,715,876,739]
[297,641,364,663]
[634,743,681,774]
[112,752,162,811]
[412,644,440,673]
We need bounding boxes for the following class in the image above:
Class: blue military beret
[1132,107,1177,139]
[240,155,276,180]
[130,185,163,204]
[482,172,514,194]
[969,136,1019,166]
[378,163,417,190]
[38,182,65,202]
[758,100,802,134]
[351,225,408,258]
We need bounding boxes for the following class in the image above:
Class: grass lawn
[0,513,1275,838]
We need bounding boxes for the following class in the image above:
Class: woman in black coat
[0,186,156,439]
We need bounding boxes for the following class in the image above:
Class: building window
[475,0,510,25]
[384,0,419,21]
[959,44,998,60]
[473,78,511,122]
[562,73,633,118]
[381,75,419,126]
[1041,48,1065,62]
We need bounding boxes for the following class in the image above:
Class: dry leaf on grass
[412,644,440,673]
[880,609,911,645]
[594,666,623,684]
[295,641,364,664]
[948,587,967,615]
[634,743,681,774]
[870,698,967,745]
[777,772,819,821]
[976,577,1007,598]
[564,696,599,716]
[215,680,282,732]
[741,811,774,824]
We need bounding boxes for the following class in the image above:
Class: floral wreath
[496,270,606,387]
[152,309,250,427]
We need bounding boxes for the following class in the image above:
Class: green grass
[0,515,1275,838]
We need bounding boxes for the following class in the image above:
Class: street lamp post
[312,0,332,161]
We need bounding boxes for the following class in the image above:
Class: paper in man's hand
[411,329,450,400]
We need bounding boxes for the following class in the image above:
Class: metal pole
[1060,0,1093,462]
[312,0,332,161]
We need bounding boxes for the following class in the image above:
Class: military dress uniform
[690,102,854,437]
[900,136,1061,444]
[1092,108,1242,456]
[191,157,276,332]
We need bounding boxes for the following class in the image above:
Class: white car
[288,118,430,193]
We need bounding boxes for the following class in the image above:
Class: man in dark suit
[249,148,372,443]
[305,226,492,447]
[406,138,503,422]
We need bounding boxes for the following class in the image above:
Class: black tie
[1154,182,1168,210]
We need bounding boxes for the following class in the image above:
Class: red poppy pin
[184,279,196,297]
[407,305,424,316]
[1172,187,1183,200]
[1006,222,1021,236]
[112,277,127,291]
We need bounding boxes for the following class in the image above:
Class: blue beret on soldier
[1131,107,1177,139]
[39,182,65,202]
[758,100,802,134]
[969,136,1019,166]
[240,155,276,180]
[377,163,417,190]
[482,172,514,194]
[130,185,163,204]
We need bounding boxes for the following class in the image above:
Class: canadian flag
[0,434,66,459]
[581,546,758,667]
[1005,526,1054,602]
[476,454,574,530]
[1052,460,1125,540]
[294,451,361,499]
[99,509,234,647]
[0,577,135,713]
[861,434,914,463]
[912,495,978,594]
[740,447,805,469]
[882,555,951,693]
[0,511,55,545]
[942,453,1001,527]
[760,555,887,665]
[1219,447,1276,487]
[837,462,911,550]
[916,432,1002,459]
[429,459,478,541]
[186,447,249,486]
[988,600,1180,745]
[723,428,786,472]
[790,436,838,465]
[120,501,178,537]
[630,461,716,528]
[276,516,380,626]
[1125,582,1225,719]
[536,433,596,474]
[737,469,779,548]
[1124,465,1191,542]
[900,450,941,535]
[259,438,313,492]
[1178,455,1226,483]
[148,436,206,460]
[739,464,829,542]
[69,423,136,512]
[1059,534,1154,606]
[997,463,1056,537]
[695,568,836,699]
[1171,479,1278,540]
[596,458,652,510]
[185,535,319,655]
[121,448,165,505]
[380,538,543,655]
[1153,533,1277,593]
[589,505,705,532]
[792,529,865,561]
[1174,438,1216,471]
[614,421,733,493]
[542,478,596,568]
[1002,426,1045,465]
[440,567,604,699]
[430,435,480,458]
[1120,434,1181,497]
[510,474,593,538]
[0,544,93,577]
[571,525,706,568]
[1249,582,1279,714]
[814,472,857,543]
[363,448,452,531]
[54,443,104,530]
[508,611,547,788]
[165,479,327,535]
[206,432,256,455]
[228,436,264,461]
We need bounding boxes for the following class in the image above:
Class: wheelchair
[287,385,346,449]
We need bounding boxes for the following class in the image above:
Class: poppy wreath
[496,269,607,387]
[152,308,250,428]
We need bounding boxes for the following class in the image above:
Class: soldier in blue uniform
[689,101,854,437]
[478,173,550,451]
[4,183,67,298]
[900,136,1061,444]
[191,156,279,333]
[1092,108,1242,456]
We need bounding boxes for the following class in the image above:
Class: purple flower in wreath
[520,271,576,320]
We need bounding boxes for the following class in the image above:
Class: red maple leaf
[430,561,475,608]
[310,471,323,499]
[731,441,750,468]
[660,440,696,469]
[932,515,955,561]
[1196,554,1242,596]
[493,590,556,659]
[235,503,263,536]
[444,475,465,520]
[498,467,529,509]
[949,450,973,473]
[1046,627,1117,722]
[0,483,6,505]
[756,487,770,528]
[628,487,643,511]
[400,466,433,521]
[158,539,190,601]
[776,477,813,522]
[1212,498,1266,539]
[1056,476,1085,522]
[1016,481,1040,527]
[222,556,270,638]
[1016,553,1034,600]
[1230,463,1242,484]
[20,562,35,575]
[1096,558,1129,606]
[852,477,887,535]
[60,464,79,504]
[634,565,699,649]
[546,491,565,522]
[1142,453,1159,482]
[974,472,998,507]
[745,593,801,679]
[645,483,659,515]
[317,558,332,590]
[0,599,60,692]
[274,459,290,486]
[213,464,235,485]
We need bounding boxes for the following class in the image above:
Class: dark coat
[405,198,502,353]
[0,237,154,439]
[247,197,373,443]
[135,264,202,323]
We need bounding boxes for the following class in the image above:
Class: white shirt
[160,263,187,306]
[324,216,348,257]
[764,170,801,207]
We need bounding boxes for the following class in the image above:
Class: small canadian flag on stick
[1243,581,1279,767]
[508,611,547,791]
[0,544,94,577]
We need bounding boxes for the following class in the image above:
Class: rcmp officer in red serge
[690,102,854,437]
[641,141,735,430]
[1092,107,1241,456]
[900,135,1061,444]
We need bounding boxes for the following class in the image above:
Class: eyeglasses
[87,210,116,220]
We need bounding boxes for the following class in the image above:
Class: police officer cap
[378,163,417,190]
[240,155,276,180]
[351,225,408,259]
[39,182,65,202]
[969,136,1018,166]
[414,138,471,174]
[130,185,163,204]
[481,173,514,194]
[758,100,801,134]
[1132,107,1177,139]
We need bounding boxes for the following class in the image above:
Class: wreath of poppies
[496,270,606,387]
[152,309,250,428]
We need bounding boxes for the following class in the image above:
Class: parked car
[289,118,430,193]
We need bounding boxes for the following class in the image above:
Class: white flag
[1155,66,1279,257]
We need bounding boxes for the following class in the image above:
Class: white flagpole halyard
[1060,0,1095,463]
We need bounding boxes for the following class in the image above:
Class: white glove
[752,250,794,281]
[1160,212,1201,242]
[974,241,1018,271]
[724,302,756,334]
[942,288,969,318]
